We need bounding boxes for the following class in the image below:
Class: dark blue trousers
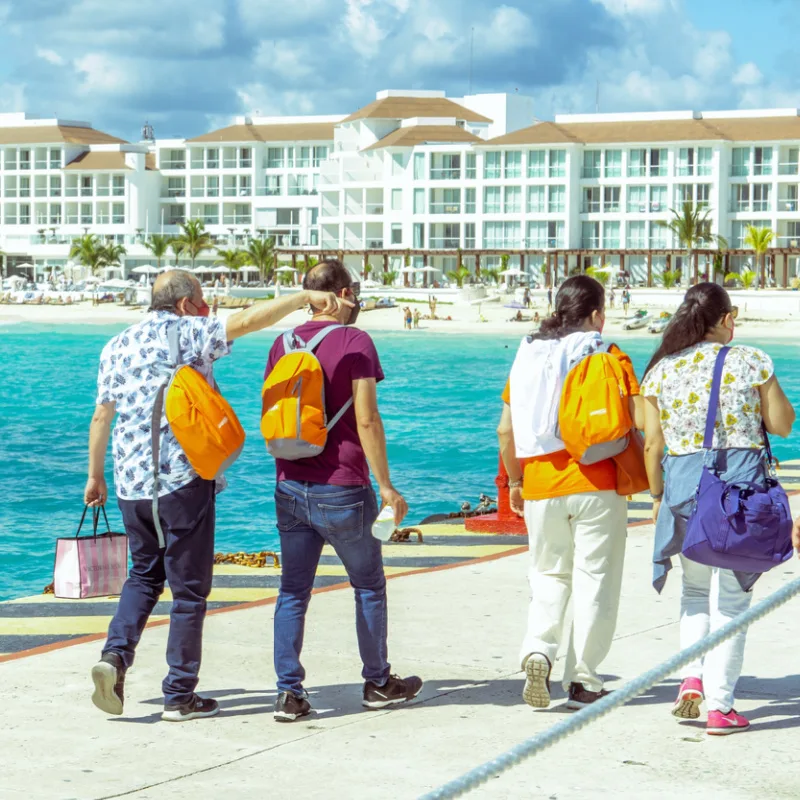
[104,477,216,705]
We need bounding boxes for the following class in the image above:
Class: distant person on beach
[413,308,421,329]
[622,288,630,314]
[429,295,438,319]
[403,306,412,330]
[609,288,616,309]
[547,287,553,314]
[642,282,794,735]
[497,275,644,711]
[263,258,422,723]
[523,287,531,308]
[84,269,345,723]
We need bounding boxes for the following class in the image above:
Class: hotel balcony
[430,237,461,248]
[430,203,461,214]
[778,162,800,176]
[161,160,187,170]
[777,199,800,212]
[429,168,461,181]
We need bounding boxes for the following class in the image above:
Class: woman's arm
[629,395,645,431]
[497,403,524,517]
[643,396,666,523]
[759,375,795,438]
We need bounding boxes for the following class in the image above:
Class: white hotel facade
[4,90,800,285]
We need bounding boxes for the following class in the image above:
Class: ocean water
[1,324,799,602]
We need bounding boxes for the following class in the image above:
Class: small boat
[648,312,672,334]
[623,309,651,330]
[375,297,396,309]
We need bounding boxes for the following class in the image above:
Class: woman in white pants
[642,282,794,735]
[498,275,643,710]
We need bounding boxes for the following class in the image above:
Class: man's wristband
[650,491,663,501]
[509,479,523,489]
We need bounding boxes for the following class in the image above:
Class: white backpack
[509,331,603,458]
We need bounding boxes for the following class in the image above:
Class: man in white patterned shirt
[85,269,347,722]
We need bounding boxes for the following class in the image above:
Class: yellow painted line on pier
[0,616,169,636]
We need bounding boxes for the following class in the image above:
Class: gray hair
[148,269,198,312]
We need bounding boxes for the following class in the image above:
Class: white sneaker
[522,653,551,709]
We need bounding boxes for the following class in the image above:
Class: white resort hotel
[3,89,800,287]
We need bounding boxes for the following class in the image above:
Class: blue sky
[0,0,796,141]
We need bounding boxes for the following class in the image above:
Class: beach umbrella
[84,276,101,284]
[192,266,209,274]
[131,265,161,275]
[275,266,297,274]
[399,266,417,274]
[101,278,132,290]
[500,268,526,277]
[238,265,259,274]
[210,265,231,274]
[419,266,439,273]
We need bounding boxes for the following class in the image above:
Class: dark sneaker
[362,674,423,709]
[274,691,312,723]
[566,682,611,710]
[522,652,552,709]
[162,694,220,722]
[91,651,126,716]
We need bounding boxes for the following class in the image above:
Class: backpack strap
[703,346,731,450]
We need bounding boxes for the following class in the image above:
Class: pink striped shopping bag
[53,506,128,599]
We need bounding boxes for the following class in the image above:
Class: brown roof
[187,122,336,143]
[363,125,483,152]
[64,151,131,171]
[0,125,125,145]
[486,115,800,146]
[342,96,491,124]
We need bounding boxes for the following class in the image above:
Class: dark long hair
[530,275,605,341]
[644,282,733,377]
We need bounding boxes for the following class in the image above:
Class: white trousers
[678,555,752,712]
[519,491,628,692]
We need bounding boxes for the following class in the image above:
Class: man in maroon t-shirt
[265,259,423,722]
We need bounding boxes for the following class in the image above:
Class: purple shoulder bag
[681,346,794,572]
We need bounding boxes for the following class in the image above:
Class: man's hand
[305,290,354,316]
[380,485,408,527]
[652,498,662,525]
[792,516,800,556]
[85,476,108,507]
[510,486,524,517]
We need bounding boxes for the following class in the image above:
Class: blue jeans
[105,477,216,706]
[273,481,389,696]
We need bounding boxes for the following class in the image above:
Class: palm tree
[99,242,127,273]
[215,248,248,275]
[482,268,501,285]
[446,266,471,288]
[144,234,171,270]
[69,233,104,276]
[245,237,275,283]
[298,255,319,276]
[176,219,213,269]
[711,234,729,284]
[660,202,713,284]
[744,225,775,288]
[382,270,398,287]
[168,238,185,269]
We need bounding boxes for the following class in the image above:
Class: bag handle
[718,481,766,520]
[702,346,731,450]
[76,505,112,538]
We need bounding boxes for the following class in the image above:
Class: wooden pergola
[275,247,800,289]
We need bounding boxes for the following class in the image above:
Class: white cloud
[482,5,536,51]
[236,84,316,116]
[36,47,65,66]
[253,40,315,80]
[733,62,763,87]
[591,0,670,16]
[190,11,226,50]
[73,53,133,95]
[0,83,26,112]
[692,31,733,79]
[344,0,389,58]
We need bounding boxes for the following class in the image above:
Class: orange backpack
[558,343,632,465]
[261,325,352,460]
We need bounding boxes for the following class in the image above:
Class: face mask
[727,319,735,344]
[347,302,360,326]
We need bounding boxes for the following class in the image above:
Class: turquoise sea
[1,325,799,602]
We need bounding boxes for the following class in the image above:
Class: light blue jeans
[273,481,389,696]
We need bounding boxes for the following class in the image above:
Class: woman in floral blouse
[642,282,794,735]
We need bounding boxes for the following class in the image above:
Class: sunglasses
[348,282,361,298]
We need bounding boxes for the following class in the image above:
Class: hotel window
[650,221,668,248]
[584,187,600,213]
[733,184,750,212]
[548,150,566,178]
[207,175,220,197]
[413,152,425,180]
[19,149,30,169]
[548,185,565,213]
[754,146,773,176]
[504,186,522,214]
[650,185,667,212]
[413,222,424,248]
[483,186,501,213]
[483,221,520,248]
[112,175,125,197]
[4,204,15,224]
[603,186,621,213]
[49,203,61,225]
[19,203,30,224]
[484,151,501,179]
[5,149,16,169]
[296,147,311,168]
[677,148,695,177]
[731,220,760,248]
[265,175,281,195]
[465,187,476,214]
[49,148,62,169]
[391,223,403,245]
[312,146,328,167]
[287,174,306,195]
[49,176,61,197]
[582,150,601,179]
[581,221,600,248]
[206,148,220,169]
[165,149,185,169]
[465,152,476,179]
[413,187,425,214]
[431,153,460,180]
[391,188,403,211]
[96,203,109,223]
[80,203,93,224]
[464,222,476,248]
[781,147,800,175]
[190,149,204,169]
[697,147,713,176]
[696,184,710,208]
[528,150,545,178]
[732,147,751,177]
[675,184,693,207]
[527,185,545,213]
[753,183,771,212]
[80,176,92,197]
[267,147,284,169]
[548,221,564,248]
[649,148,667,177]
[627,220,647,249]
[527,220,546,248]
[18,176,30,197]
[603,221,621,249]
[504,151,522,179]
[240,148,252,168]
[629,184,649,213]
[604,149,622,178]
[5,177,16,197]
[628,149,646,177]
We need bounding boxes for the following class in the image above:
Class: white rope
[421,573,800,800]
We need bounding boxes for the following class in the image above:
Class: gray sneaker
[91,651,126,716]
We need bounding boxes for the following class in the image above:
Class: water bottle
[372,505,395,542]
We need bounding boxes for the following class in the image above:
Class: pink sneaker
[672,677,704,720]
[707,709,750,736]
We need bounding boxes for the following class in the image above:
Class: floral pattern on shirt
[96,311,230,500]
[641,341,774,455]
